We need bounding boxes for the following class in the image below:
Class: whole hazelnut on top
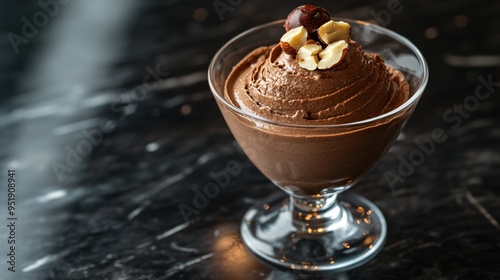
[284,5,331,34]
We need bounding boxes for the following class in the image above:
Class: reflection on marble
[0,0,499,279]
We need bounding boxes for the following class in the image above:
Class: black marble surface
[1,0,499,279]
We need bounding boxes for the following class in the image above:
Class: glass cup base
[241,191,387,272]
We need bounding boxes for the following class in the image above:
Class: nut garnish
[284,5,330,34]
[280,26,308,55]
[318,20,351,45]
[281,5,351,70]
[318,40,348,70]
[297,43,322,70]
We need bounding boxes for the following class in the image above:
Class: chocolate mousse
[220,5,411,195]
[225,42,409,125]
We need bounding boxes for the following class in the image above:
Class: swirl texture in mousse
[225,40,409,125]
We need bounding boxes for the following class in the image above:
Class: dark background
[0,0,499,279]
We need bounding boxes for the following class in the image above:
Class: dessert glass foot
[208,19,428,271]
[241,191,386,271]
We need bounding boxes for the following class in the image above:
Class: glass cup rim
[208,19,429,128]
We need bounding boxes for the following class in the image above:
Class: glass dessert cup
[208,19,428,271]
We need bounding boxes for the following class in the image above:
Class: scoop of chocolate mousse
[225,4,409,125]
[225,40,409,125]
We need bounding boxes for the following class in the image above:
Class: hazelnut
[318,40,348,70]
[297,43,323,70]
[280,26,308,55]
[317,20,351,45]
[284,5,331,34]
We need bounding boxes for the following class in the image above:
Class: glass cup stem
[291,193,344,234]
